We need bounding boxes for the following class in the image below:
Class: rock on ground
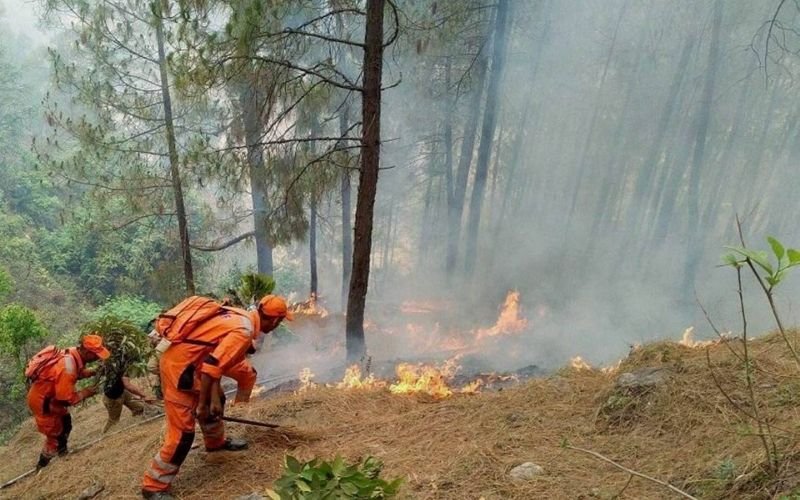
[509,462,544,481]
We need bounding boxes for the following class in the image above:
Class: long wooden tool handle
[221,415,281,428]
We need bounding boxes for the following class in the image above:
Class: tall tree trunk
[700,78,751,230]
[240,81,274,276]
[417,156,435,268]
[336,10,353,312]
[627,36,695,233]
[564,0,628,227]
[155,3,194,294]
[340,105,353,310]
[443,57,454,218]
[445,48,488,276]
[310,195,318,298]
[382,198,394,284]
[646,102,696,250]
[683,0,723,294]
[463,0,510,275]
[346,0,384,363]
[340,164,352,310]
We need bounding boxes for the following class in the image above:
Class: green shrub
[266,455,402,500]
[90,295,163,332]
[0,304,48,397]
[83,315,152,386]
[0,304,48,372]
[227,273,276,308]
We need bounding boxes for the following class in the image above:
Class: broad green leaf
[768,236,785,261]
[331,456,347,477]
[727,247,775,274]
[722,253,741,268]
[754,251,774,275]
[340,482,359,495]
[264,489,281,500]
[296,481,312,493]
[285,455,302,474]
[788,248,800,264]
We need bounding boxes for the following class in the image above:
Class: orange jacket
[159,308,259,405]
[27,348,94,415]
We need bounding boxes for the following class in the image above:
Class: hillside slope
[2,333,800,499]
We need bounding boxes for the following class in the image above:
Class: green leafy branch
[722,218,800,370]
[723,236,800,291]
[266,455,402,500]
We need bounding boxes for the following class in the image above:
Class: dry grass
[4,332,800,499]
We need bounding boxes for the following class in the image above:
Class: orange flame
[459,379,484,394]
[389,363,454,399]
[290,293,329,318]
[570,356,592,371]
[476,291,528,340]
[678,327,720,348]
[297,367,317,393]
[294,360,490,398]
[336,365,386,390]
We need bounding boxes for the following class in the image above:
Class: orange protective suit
[224,358,257,403]
[142,308,259,493]
[26,348,94,461]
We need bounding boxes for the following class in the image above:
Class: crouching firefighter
[141,294,293,499]
[25,334,111,469]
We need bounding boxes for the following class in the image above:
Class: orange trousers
[28,389,72,459]
[225,359,257,403]
[141,396,226,492]
[33,411,71,458]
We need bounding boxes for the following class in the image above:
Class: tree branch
[765,0,789,84]
[191,231,255,251]
[112,212,175,230]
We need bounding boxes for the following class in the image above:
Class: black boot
[206,437,248,452]
[141,489,175,499]
[36,454,51,470]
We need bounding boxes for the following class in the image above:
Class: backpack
[25,346,64,383]
[154,296,224,344]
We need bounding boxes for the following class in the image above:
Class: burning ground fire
[475,290,528,340]
[292,291,534,399]
[297,357,502,399]
[290,293,329,318]
[387,290,533,356]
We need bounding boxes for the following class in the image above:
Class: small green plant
[713,458,736,481]
[266,455,402,500]
[723,234,800,370]
[710,228,800,474]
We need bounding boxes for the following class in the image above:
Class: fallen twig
[564,444,698,499]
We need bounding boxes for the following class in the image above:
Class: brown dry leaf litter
[4,332,800,499]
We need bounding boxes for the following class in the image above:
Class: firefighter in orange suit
[141,295,293,499]
[26,334,110,469]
